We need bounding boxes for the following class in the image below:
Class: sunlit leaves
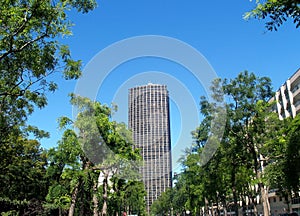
[0,0,97,214]
[0,0,96,142]
[245,0,300,31]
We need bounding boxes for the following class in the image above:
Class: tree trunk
[259,184,270,216]
[101,171,109,216]
[93,181,99,216]
[205,197,209,216]
[231,166,239,216]
[68,182,80,216]
[241,196,246,216]
[223,203,227,216]
[253,204,258,216]
[257,154,270,216]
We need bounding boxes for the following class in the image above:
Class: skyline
[28,0,300,172]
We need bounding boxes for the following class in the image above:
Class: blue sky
[28,0,300,171]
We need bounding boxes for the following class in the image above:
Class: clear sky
[28,0,300,171]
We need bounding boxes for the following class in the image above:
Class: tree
[161,72,296,216]
[244,0,300,31]
[0,0,97,143]
[46,95,144,216]
[284,115,300,193]
[0,1,97,214]
[0,135,48,215]
[187,71,283,216]
[222,71,281,216]
[68,94,142,216]
[151,188,173,216]
[109,179,146,216]
[172,174,190,215]
[45,128,86,216]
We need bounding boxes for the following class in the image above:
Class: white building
[272,68,300,119]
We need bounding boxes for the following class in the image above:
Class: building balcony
[295,101,300,113]
[292,86,300,98]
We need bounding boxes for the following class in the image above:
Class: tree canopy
[0,0,97,142]
[0,0,97,214]
[245,0,300,31]
[152,71,300,216]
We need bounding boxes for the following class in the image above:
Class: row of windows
[129,86,167,93]
[139,146,170,152]
[129,85,171,210]
[136,145,170,150]
[129,96,168,104]
[132,127,168,131]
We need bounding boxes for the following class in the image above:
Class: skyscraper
[128,83,172,213]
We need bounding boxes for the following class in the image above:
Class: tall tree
[0,1,97,214]
[161,72,296,216]
[0,0,96,213]
[47,95,143,216]
[45,128,86,215]
[222,71,279,216]
[190,71,282,216]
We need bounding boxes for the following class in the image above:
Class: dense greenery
[0,94,147,215]
[44,95,146,216]
[0,0,97,214]
[0,1,147,215]
[1,0,299,215]
[152,72,300,216]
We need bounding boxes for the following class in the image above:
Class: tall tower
[128,83,172,213]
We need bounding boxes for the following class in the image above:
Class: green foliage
[0,135,48,214]
[244,0,300,31]
[109,180,146,215]
[44,96,145,215]
[0,1,96,214]
[0,0,96,142]
[151,188,173,216]
[284,115,300,192]
[45,184,71,210]
[154,71,288,215]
